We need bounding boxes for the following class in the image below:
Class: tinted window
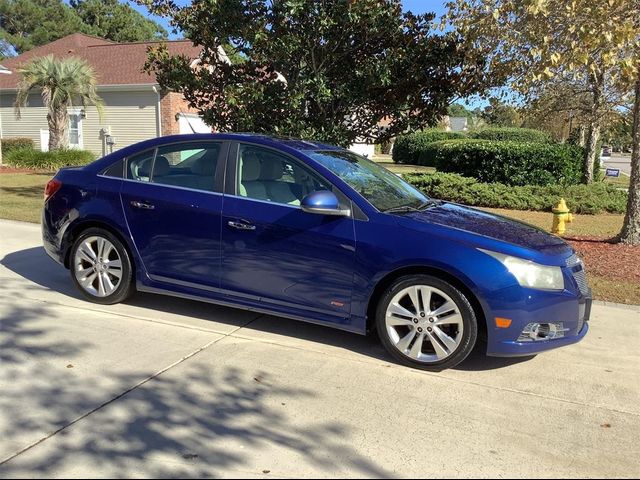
[128,149,155,182]
[102,159,124,178]
[127,142,222,193]
[151,142,221,193]
[237,144,330,206]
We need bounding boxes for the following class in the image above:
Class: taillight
[44,178,62,201]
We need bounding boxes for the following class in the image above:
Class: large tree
[14,54,103,150]
[70,0,167,43]
[139,0,477,146]
[0,0,167,56]
[445,0,638,184]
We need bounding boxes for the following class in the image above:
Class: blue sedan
[42,134,591,370]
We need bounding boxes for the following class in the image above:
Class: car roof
[152,133,344,152]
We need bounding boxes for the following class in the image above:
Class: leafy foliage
[416,139,586,186]
[1,137,34,154]
[140,0,476,146]
[15,55,103,150]
[5,146,95,169]
[405,172,627,215]
[0,0,167,55]
[470,127,551,143]
[392,130,465,164]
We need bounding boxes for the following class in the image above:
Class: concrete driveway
[1,219,639,478]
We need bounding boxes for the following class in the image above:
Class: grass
[0,171,50,223]
[1,170,637,304]
[479,207,624,238]
[372,156,436,175]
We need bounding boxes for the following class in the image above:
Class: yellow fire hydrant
[552,198,573,235]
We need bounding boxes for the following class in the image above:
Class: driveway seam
[0,313,264,467]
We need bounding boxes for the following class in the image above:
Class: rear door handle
[227,220,256,231]
[130,200,155,210]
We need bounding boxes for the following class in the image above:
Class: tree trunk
[583,122,601,183]
[618,75,640,245]
[47,106,69,151]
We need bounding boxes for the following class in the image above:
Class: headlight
[479,249,565,291]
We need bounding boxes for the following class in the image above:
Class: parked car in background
[601,145,612,157]
[42,134,591,370]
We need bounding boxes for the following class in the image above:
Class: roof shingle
[0,33,200,89]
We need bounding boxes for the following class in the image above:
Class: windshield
[309,150,430,212]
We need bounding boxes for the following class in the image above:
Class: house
[0,33,206,157]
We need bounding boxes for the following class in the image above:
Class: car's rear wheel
[70,228,134,305]
[376,274,477,371]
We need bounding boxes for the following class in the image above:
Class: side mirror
[301,191,351,217]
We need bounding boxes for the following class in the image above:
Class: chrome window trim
[105,176,224,197]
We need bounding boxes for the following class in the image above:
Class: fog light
[517,322,569,342]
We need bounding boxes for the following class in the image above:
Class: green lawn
[0,171,51,223]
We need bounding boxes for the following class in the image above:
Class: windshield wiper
[383,204,420,214]
[416,199,440,210]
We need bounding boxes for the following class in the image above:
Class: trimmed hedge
[5,147,95,170]
[393,129,465,164]
[2,137,35,154]
[417,139,587,186]
[405,172,627,215]
[470,127,552,143]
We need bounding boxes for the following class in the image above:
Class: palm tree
[14,55,104,151]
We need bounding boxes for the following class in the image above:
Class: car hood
[400,202,569,253]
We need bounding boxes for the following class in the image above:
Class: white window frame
[68,108,84,149]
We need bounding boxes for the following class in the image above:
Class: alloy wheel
[73,236,123,298]
[384,285,464,363]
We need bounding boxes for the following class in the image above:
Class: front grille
[566,253,590,297]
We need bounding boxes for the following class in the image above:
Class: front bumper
[485,286,592,357]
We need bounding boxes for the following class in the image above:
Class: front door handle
[130,200,155,210]
[227,220,256,231]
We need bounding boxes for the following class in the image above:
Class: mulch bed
[566,236,640,283]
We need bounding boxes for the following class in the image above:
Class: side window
[102,159,124,178]
[151,142,221,192]
[127,142,222,193]
[237,144,330,206]
[128,149,155,182]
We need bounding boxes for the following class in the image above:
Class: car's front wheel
[70,228,135,305]
[376,274,477,371]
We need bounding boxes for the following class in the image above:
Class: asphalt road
[1,219,639,478]
[603,154,632,176]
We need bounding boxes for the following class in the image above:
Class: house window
[69,113,82,148]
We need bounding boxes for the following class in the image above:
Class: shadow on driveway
[1,246,534,372]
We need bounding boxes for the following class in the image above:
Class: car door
[120,140,227,289]
[220,142,356,321]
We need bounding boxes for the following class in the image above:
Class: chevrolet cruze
[42,133,591,370]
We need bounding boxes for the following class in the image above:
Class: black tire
[376,274,477,371]
[69,227,135,305]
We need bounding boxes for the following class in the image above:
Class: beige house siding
[1,88,159,157]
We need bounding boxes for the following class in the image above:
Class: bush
[2,137,35,154]
[405,172,627,215]
[470,127,552,143]
[392,129,465,164]
[417,139,586,186]
[5,147,95,170]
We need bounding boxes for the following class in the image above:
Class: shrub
[392,129,465,164]
[2,137,35,154]
[417,139,586,186]
[5,147,95,170]
[470,127,552,143]
[405,172,627,215]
